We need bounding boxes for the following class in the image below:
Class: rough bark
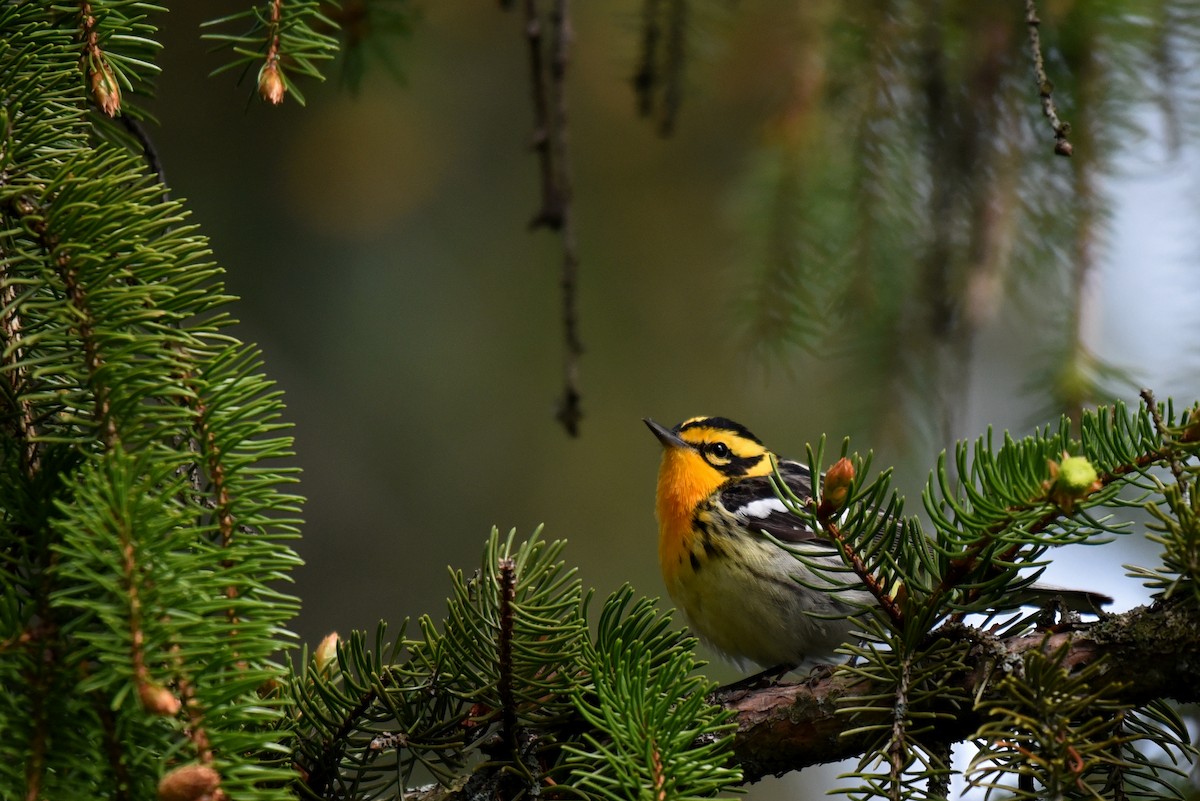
[400,599,1200,797]
[716,599,1200,782]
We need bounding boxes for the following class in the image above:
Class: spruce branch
[965,638,1190,800]
[823,516,906,626]
[715,600,1200,783]
[916,398,1187,617]
[71,1,163,118]
[565,587,740,800]
[748,399,1199,796]
[261,0,286,104]
[496,556,519,754]
[810,466,907,627]
[1141,388,1186,487]
[0,255,39,475]
[80,2,122,116]
[391,593,1197,800]
[1,9,302,797]
[319,0,418,91]
[888,652,915,799]
[202,1,340,106]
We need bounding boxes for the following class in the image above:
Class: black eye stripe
[702,448,763,476]
[728,454,764,475]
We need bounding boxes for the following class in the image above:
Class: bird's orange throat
[655,448,718,587]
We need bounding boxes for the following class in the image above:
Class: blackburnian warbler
[645,416,872,669]
[645,416,1110,670]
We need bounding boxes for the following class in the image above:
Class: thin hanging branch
[658,0,686,136]
[549,0,583,437]
[632,0,661,118]
[522,0,558,229]
[511,0,583,436]
[1023,0,1073,157]
[631,0,687,136]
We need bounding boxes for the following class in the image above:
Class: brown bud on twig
[139,681,181,716]
[1181,406,1200,443]
[258,61,286,105]
[90,59,121,117]
[314,631,339,675]
[157,764,223,801]
[818,457,855,518]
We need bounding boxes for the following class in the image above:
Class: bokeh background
[145,2,1198,796]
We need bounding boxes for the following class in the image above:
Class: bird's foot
[722,662,796,693]
[804,662,836,687]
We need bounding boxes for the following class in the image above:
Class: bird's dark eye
[708,442,730,459]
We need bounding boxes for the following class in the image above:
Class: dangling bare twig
[510,0,584,436]
[1024,0,1073,157]
[632,0,687,136]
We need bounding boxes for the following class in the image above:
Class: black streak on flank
[689,551,701,572]
[699,524,722,561]
[693,514,720,560]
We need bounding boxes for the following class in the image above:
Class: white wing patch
[735,497,789,520]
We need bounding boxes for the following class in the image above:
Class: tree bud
[1057,455,1099,491]
[90,59,121,117]
[1182,406,1200,443]
[822,457,855,509]
[315,631,339,674]
[158,764,223,801]
[139,681,181,716]
[1044,453,1102,513]
[258,62,286,105]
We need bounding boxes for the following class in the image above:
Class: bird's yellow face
[645,417,775,586]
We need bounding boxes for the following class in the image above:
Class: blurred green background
[145,2,1198,794]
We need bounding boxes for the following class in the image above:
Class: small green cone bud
[1058,455,1098,491]
[158,764,222,801]
[1044,453,1102,513]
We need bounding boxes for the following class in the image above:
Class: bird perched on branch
[645,415,1109,671]
[645,415,869,669]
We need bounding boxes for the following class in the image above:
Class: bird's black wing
[717,459,827,544]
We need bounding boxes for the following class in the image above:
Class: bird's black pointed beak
[644,418,689,450]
